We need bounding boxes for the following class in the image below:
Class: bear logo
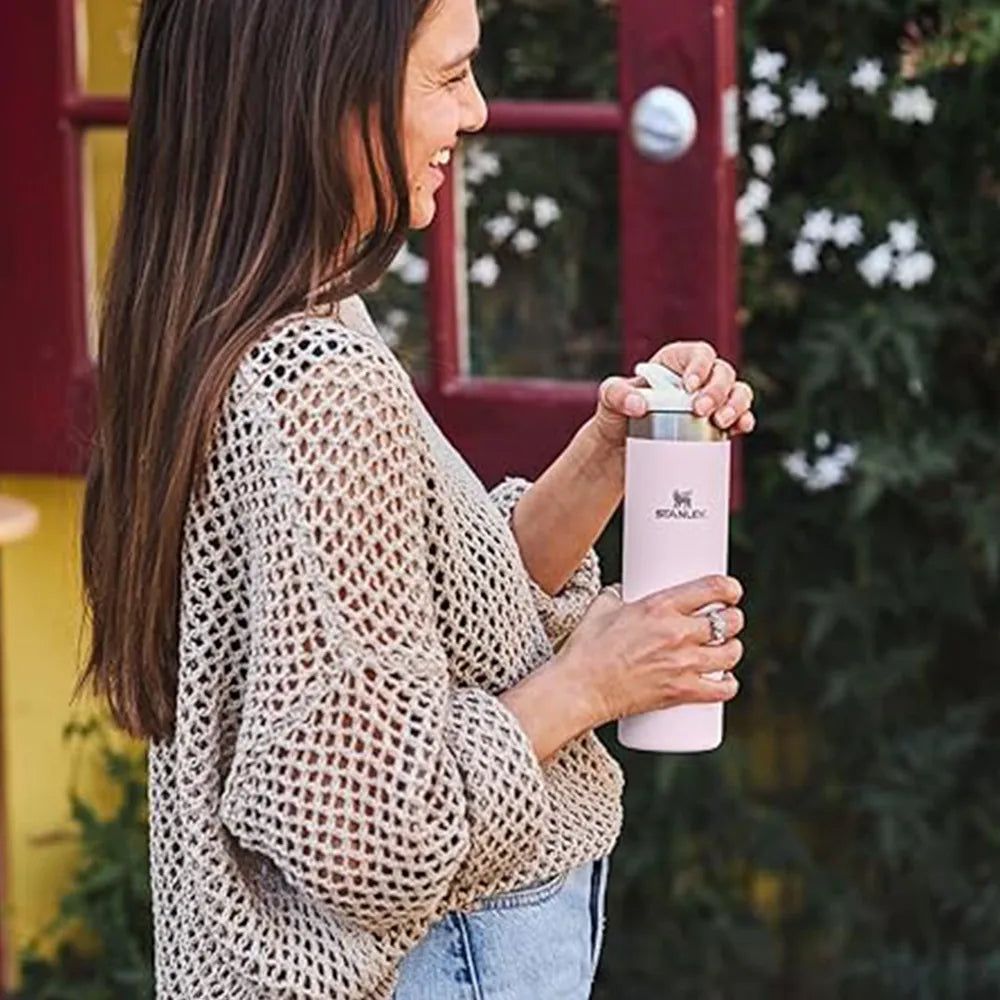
[673,489,694,510]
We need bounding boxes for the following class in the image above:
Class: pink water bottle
[618,362,733,753]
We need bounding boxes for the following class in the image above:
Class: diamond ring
[706,608,727,646]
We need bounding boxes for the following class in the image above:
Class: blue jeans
[395,857,611,1000]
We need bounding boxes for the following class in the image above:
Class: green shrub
[15,722,152,1000]
[597,3,1000,997]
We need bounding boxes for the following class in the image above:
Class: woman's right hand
[556,575,745,728]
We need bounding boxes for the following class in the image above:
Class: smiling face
[403,0,488,228]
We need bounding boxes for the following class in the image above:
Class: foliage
[15,722,152,1000]
[594,2,1000,997]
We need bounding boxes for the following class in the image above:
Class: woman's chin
[409,191,438,230]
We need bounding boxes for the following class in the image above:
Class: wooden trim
[415,387,598,488]
[0,1,82,476]
[426,166,462,392]
[485,101,621,134]
[619,0,741,506]
[58,97,622,135]
[61,94,129,127]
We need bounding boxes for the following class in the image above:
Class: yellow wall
[0,1,136,987]
[0,476,101,985]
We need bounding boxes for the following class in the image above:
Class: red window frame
[0,0,739,492]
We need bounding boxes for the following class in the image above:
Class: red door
[0,0,738,485]
[418,0,740,487]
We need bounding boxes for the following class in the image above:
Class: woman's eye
[446,69,470,88]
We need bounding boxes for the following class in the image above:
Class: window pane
[364,233,431,381]
[79,126,432,374]
[78,0,137,95]
[478,0,618,100]
[461,135,620,381]
[81,129,127,360]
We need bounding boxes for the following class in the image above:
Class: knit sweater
[149,295,625,999]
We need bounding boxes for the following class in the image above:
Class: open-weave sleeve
[488,476,603,649]
[219,335,549,936]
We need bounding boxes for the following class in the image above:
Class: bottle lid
[633,362,694,412]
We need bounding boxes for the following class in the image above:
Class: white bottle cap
[633,362,695,413]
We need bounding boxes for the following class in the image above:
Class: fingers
[651,341,718,394]
[712,380,755,432]
[650,574,744,616]
[674,640,744,704]
[603,343,757,436]
[687,606,745,646]
[686,670,741,704]
[697,637,745,674]
[598,375,649,419]
[692,359,737,418]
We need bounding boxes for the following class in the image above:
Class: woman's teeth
[430,148,452,168]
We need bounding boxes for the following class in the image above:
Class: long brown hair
[81,0,438,741]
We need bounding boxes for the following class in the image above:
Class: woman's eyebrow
[440,43,480,73]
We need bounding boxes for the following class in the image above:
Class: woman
[80,1,755,998]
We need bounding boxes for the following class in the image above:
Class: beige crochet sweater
[149,296,625,999]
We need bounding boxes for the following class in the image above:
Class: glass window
[78,0,138,95]
[81,129,127,360]
[460,134,620,381]
[364,233,432,380]
[477,0,618,101]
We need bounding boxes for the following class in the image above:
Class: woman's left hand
[591,340,756,453]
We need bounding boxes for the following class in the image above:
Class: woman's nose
[463,76,489,135]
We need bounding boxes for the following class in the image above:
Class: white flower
[832,214,864,248]
[783,443,860,491]
[850,58,886,95]
[891,86,937,124]
[749,144,775,177]
[736,195,754,225]
[888,219,920,254]
[790,241,821,274]
[836,443,860,472]
[533,196,562,228]
[484,214,518,244]
[740,214,767,246]
[857,243,894,287]
[389,243,412,274]
[751,48,787,83]
[746,84,784,125]
[736,180,771,226]
[800,208,836,245]
[464,144,502,185]
[814,430,831,450]
[469,255,501,288]
[506,191,529,214]
[782,451,811,483]
[808,444,859,491]
[400,255,429,285]
[512,229,540,255]
[893,251,936,289]
[789,80,829,120]
[386,308,409,329]
[743,178,772,213]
